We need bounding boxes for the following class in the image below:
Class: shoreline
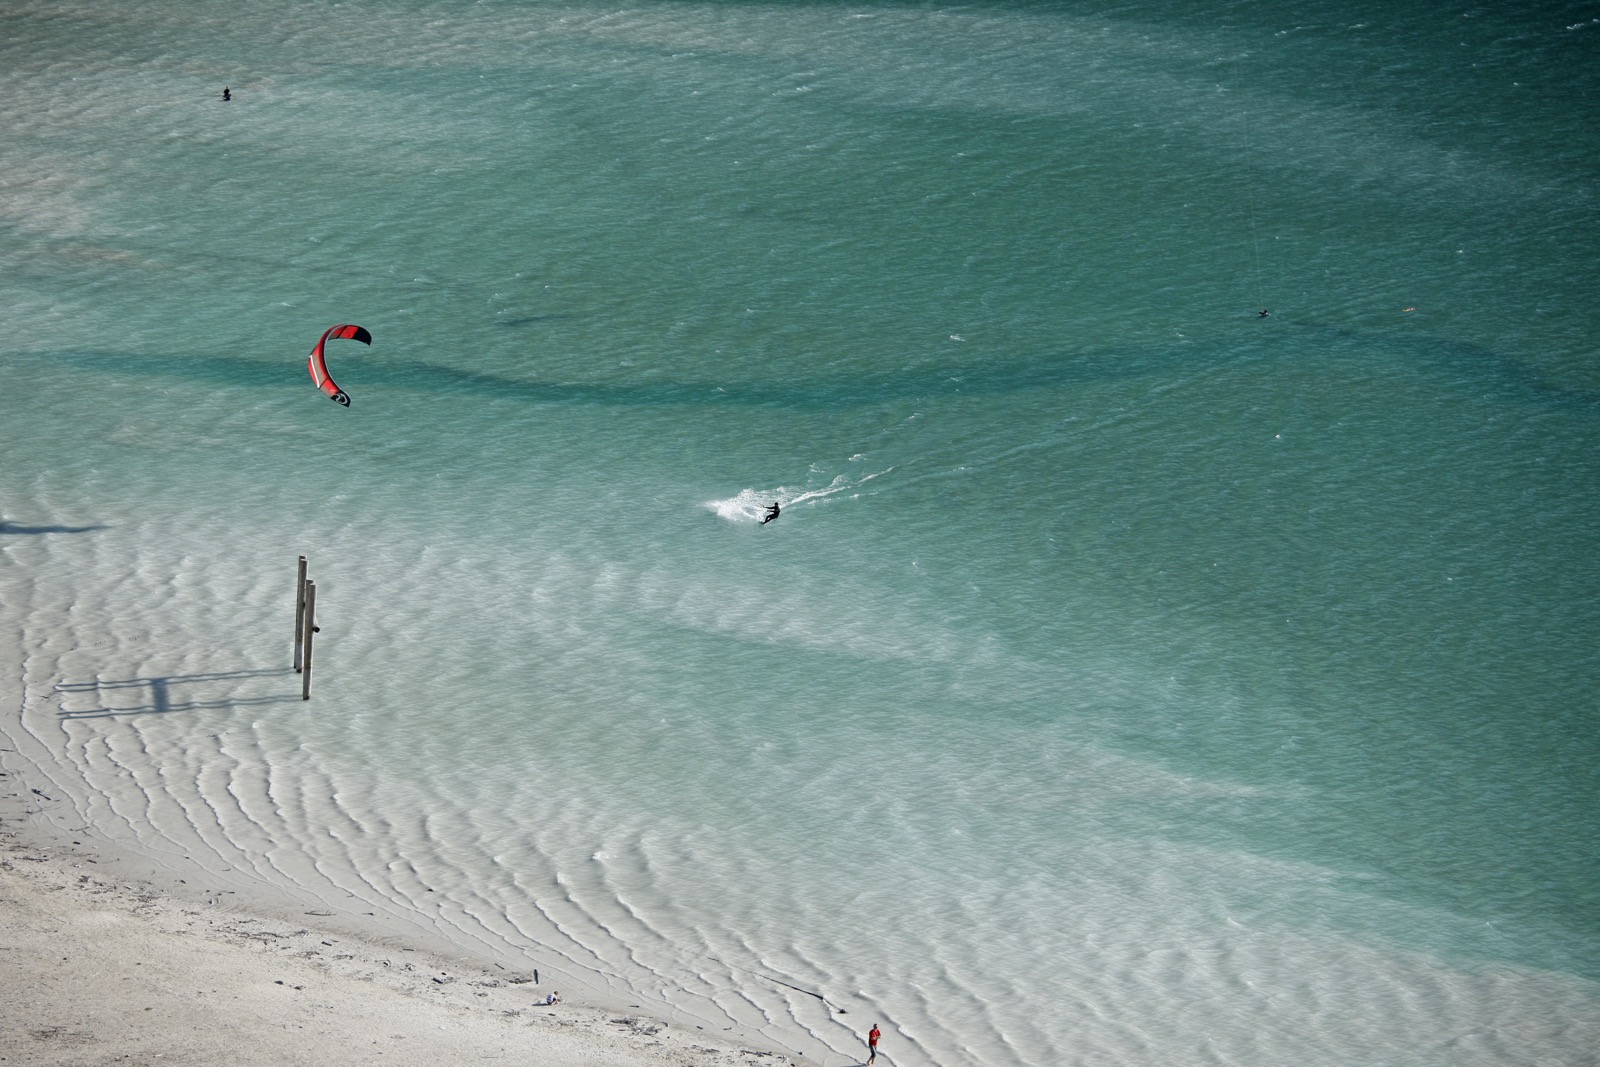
[0,517,858,1067]
[0,766,819,1067]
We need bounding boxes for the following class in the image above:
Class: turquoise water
[4,2,1599,1064]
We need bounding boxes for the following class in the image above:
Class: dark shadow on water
[54,668,298,719]
[20,320,1600,417]
[493,314,575,328]
[0,521,109,535]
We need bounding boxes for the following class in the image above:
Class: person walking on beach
[867,1023,881,1064]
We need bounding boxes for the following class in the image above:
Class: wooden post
[301,580,317,700]
[293,555,308,671]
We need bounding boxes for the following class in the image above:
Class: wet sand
[0,792,814,1067]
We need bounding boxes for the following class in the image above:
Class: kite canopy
[307,323,370,406]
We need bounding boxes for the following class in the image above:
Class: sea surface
[3,2,1599,1064]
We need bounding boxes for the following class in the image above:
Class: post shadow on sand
[55,668,297,719]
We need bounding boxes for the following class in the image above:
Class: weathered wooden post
[294,555,308,671]
[301,579,317,700]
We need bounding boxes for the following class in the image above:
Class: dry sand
[0,791,817,1067]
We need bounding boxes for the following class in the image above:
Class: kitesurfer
[761,502,781,525]
[1258,309,1270,318]
[222,86,231,101]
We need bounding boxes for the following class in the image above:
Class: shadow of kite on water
[54,668,299,719]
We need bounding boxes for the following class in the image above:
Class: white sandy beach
[0,785,818,1067]
[0,506,878,1067]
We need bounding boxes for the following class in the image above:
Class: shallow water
[4,2,1599,1064]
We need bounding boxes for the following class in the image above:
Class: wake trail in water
[707,465,896,523]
